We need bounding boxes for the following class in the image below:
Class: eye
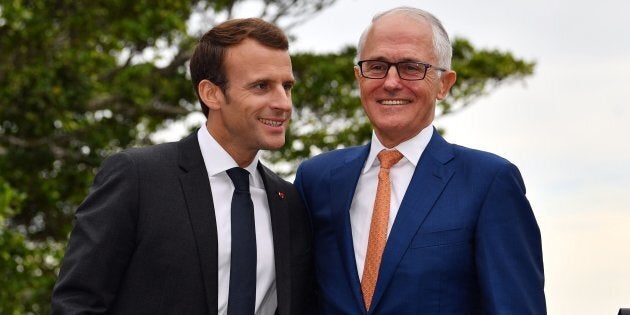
[283,82,294,91]
[253,82,269,90]
[402,63,422,73]
[368,62,386,71]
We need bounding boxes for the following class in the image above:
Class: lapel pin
[277,191,285,199]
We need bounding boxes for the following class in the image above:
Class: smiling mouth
[379,99,411,105]
[259,118,284,127]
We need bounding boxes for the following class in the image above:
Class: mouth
[259,118,285,127]
[378,99,411,105]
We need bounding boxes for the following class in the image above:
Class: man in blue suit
[295,6,546,314]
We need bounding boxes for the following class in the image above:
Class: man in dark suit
[52,18,314,314]
[295,6,546,314]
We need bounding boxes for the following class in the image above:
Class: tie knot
[226,167,250,192]
[377,149,403,169]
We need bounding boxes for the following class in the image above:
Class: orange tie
[361,149,404,311]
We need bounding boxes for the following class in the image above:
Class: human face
[200,38,294,166]
[355,14,456,148]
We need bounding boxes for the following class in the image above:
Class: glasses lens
[361,61,388,78]
[398,62,426,80]
[360,61,429,80]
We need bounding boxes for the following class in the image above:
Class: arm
[475,163,546,314]
[51,152,139,314]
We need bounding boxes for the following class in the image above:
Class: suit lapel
[369,131,455,312]
[330,145,371,313]
[257,163,292,315]
[177,132,219,314]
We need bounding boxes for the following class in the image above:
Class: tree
[0,0,533,312]
[1,177,64,314]
[0,0,333,312]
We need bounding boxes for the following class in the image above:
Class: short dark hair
[189,18,289,117]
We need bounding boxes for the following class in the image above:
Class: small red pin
[277,191,285,199]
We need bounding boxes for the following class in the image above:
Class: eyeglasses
[357,60,447,81]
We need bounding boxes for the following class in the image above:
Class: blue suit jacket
[295,131,546,314]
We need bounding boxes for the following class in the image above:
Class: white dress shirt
[197,127,277,315]
[350,125,433,279]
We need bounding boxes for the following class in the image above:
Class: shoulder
[120,141,178,162]
[114,131,197,164]
[428,131,512,169]
[298,145,367,170]
[450,144,512,168]
[445,143,526,189]
[99,141,182,178]
[429,131,523,183]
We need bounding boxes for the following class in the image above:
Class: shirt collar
[197,126,262,185]
[362,125,434,174]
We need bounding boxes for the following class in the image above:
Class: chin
[263,139,286,150]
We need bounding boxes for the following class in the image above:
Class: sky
[291,1,630,313]
[163,0,630,313]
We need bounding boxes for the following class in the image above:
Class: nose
[382,65,402,90]
[270,85,292,112]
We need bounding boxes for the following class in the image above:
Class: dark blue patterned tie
[226,167,256,315]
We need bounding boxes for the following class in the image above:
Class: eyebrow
[366,57,427,64]
[246,78,295,87]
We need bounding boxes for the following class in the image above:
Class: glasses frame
[357,59,447,81]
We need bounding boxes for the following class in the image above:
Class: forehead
[361,14,435,62]
[224,38,293,80]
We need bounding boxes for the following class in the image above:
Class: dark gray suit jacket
[52,132,315,314]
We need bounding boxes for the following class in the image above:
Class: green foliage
[0,0,203,311]
[1,179,64,314]
[444,38,535,115]
[0,0,533,311]
[0,0,199,242]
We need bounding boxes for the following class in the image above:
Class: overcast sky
[289,0,630,313]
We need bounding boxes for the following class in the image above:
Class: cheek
[359,80,380,94]
[412,84,440,104]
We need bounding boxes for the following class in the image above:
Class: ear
[198,79,224,111]
[436,70,457,100]
[354,65,363,82]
